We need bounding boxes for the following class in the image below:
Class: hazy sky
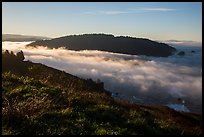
[2,2,202,42]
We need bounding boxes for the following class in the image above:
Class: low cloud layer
[83,7,176,15]
[163,40,202,47]
[2,41,202,113]
[140,8,176,11]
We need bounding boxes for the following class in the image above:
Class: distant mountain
[2,34,49,42]
[27,34,176,57]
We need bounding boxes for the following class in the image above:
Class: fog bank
[2,41,202,113]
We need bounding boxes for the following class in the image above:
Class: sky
[2,2,202,42]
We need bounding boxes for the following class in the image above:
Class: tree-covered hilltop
[2,50,201,135]
[27,34,176,57]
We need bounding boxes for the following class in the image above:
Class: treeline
[2,50,25,61]
[2,50,27,75]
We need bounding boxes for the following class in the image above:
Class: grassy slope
[2,54,202,135]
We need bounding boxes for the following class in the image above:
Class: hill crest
[27,33,177,57]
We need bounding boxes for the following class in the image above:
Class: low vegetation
[2,50,202,135]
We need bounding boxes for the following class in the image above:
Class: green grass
[2,72,202,135]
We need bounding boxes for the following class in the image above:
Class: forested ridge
[27,34,176,57]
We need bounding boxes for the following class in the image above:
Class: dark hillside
[27,34,176,57]
[2,50,201,135]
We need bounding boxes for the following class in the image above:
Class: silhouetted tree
[4,50,10,56]
[16,50,25,61]
[10,51,14,55]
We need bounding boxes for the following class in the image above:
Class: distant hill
[2,50,201,135]
[27,34,176,57]
[2,34,49,42]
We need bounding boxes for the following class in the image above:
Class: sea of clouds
[2,41,202,113]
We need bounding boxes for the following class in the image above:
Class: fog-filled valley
[2,41,202,113]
